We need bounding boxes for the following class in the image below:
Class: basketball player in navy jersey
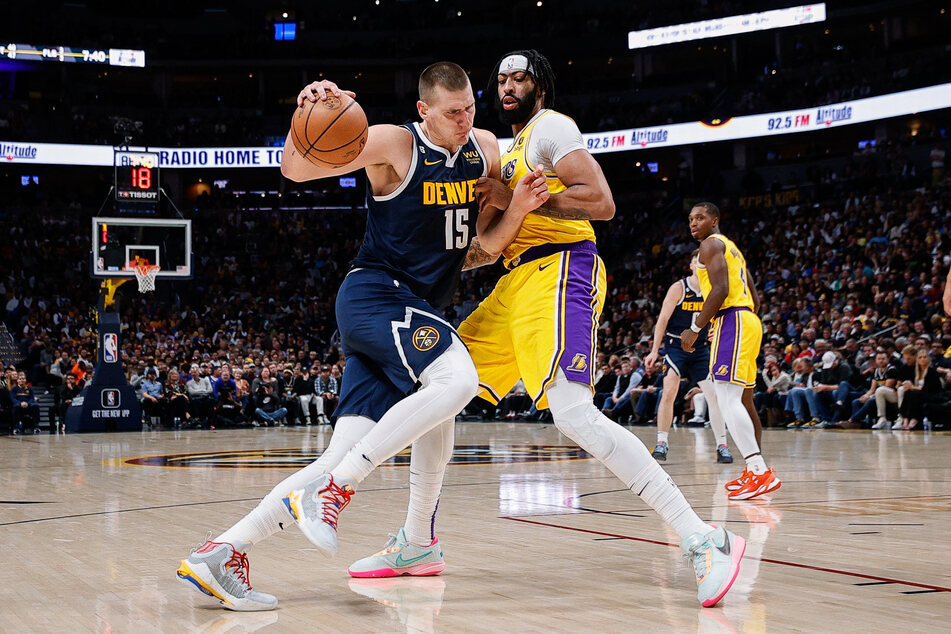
[176,62,549,611]
[644,250,734,463]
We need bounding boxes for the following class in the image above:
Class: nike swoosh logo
[395,552,431,567]
[424,159,442,166]
[715,535,731,556]
[538,263,553,271]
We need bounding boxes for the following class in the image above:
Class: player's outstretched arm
[645,281,681,368]
[280,79,409,183]
[681,240,728,352]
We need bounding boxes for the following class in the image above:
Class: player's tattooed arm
[462,238,498,270]
[529,148,615,221]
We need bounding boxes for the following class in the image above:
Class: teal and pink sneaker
[349,528,445,578]
[680,525,746,607]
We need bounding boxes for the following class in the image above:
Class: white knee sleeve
[418,338,480,408]
[332,339,476,483]
[547,378,618,459]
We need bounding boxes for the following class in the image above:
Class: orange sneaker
[728,468,781,500]
[724,468,751,492]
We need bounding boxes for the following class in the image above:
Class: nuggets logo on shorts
[567,353,587,372]
[716,364,730,376]
[412,326,440,351]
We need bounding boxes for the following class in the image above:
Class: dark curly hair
[486,49,556,112]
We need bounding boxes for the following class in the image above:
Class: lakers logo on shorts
[412,326,440,352]
[715,364,730,376]
[567,353,587,373]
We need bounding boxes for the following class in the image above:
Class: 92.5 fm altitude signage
[4,83,951,168]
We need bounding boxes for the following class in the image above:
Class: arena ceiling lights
[628,4,827,50]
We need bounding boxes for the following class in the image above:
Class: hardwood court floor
[1,423,949,632]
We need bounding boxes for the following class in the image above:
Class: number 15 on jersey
[444,208,469,250]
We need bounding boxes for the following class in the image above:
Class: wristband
[689,323,702,333]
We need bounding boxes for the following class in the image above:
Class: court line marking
[505,493,951,518]
[500,516,951,593]
[0,480,506,527]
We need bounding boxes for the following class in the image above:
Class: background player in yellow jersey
[680,202,781,500]
[463,50,745,608]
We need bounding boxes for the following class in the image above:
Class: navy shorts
[663,336,710,386]
[334,268,459,422]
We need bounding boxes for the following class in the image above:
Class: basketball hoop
[130,262,161,293]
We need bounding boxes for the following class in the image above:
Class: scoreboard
[0,43,145,67]
[114,151,160,202]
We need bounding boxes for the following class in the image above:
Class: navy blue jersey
[665,278,709,345]
[352,122,488,309]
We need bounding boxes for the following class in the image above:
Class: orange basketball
[290,93,368,167]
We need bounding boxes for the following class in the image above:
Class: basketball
[290,93,368,167]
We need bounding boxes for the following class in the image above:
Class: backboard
[91,217,192,279]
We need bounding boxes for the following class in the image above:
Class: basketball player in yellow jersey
[681,202,781,501]
[461,50,746,608]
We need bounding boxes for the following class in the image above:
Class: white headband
[499,54,534,75]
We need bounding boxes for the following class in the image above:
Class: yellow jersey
[499,109,596,268]
[696,234,754,311]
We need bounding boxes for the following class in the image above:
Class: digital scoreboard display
[114,151,160,202]
[1,43,145,67]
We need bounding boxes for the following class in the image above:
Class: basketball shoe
[282,473,355,557]
[728,468,781,500]
[651,441,668,461]
[680,525,746,607]
[716,445,733,463]
[724,468,750,492]
[349,528,445,578]
[176,539,278,611]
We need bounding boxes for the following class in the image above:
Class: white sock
[630,460,710,539]
[331,340,477,484]
[657,431,669,445]
[546,373,708,540]
[700,379,728,446]
[215,415,376,549]
[404,419,454,545]
[745,454,767,475]
[713,381,767,474]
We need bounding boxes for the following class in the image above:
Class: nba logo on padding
[101,389,120,409]
[103,333,118,363]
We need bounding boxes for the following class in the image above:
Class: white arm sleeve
[526,112,586,171]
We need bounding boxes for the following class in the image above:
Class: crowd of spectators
[1,136,949,432]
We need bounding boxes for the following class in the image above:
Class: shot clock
[114,151,160,202]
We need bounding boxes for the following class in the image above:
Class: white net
[132,265,161,293]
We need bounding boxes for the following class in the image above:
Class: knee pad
[420,339,479,407]
[550,395,618,460]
